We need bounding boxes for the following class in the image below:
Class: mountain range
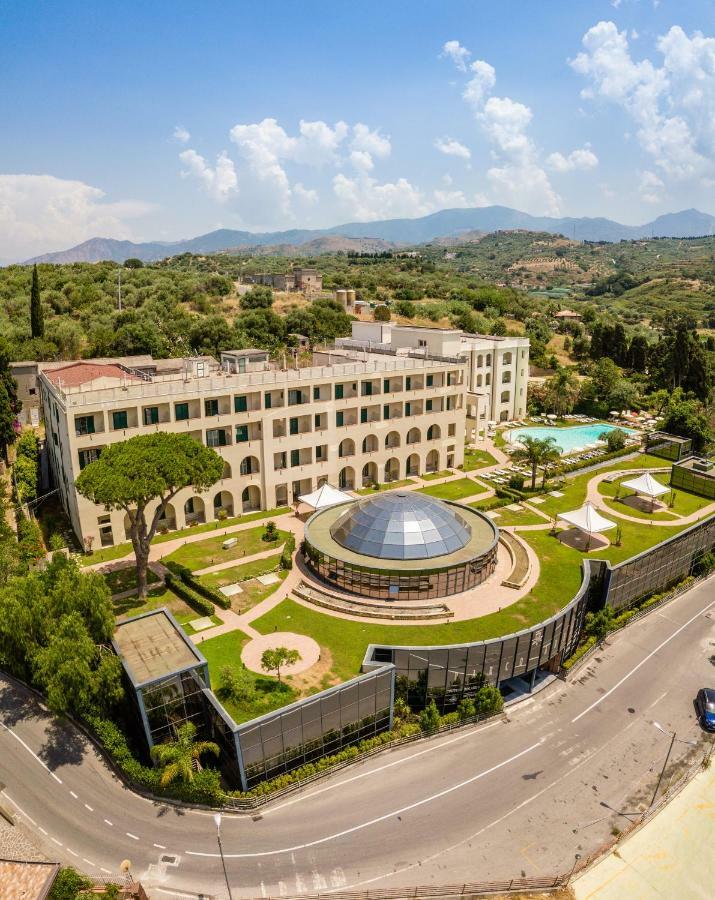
[22,206,715,265]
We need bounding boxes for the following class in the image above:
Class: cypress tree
[30,264,44,338]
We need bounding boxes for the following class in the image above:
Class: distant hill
[22,206,715,265]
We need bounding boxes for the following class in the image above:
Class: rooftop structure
[113,608,206,687]
[0,859,60,899]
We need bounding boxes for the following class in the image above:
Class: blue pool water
[507,423,636,455]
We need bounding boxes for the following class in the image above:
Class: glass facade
[670,461,715,500]
[140,669,209,746]
[235,668,394,789]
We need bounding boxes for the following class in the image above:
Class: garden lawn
[483,504,550,527]
[199,630,298,724]
[418,477,486,501]
[102,565,159,595]
[164,525,290,572]
[463,447,499,471]
[79,542,132,567]
[153,507,290,544]
[420,470,453,481]
[197,554,288,614]
[356,479,415,495]
[598,474,713,521]
[113,585,197,621]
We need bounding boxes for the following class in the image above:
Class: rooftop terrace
[113,609,205,687]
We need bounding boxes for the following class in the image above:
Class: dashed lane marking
[0,721,62,783]
[67,848,79,858]
[82,858,96,867]
[153,842,167,849]
[126,832,139,840]
[104,819,113,826]
[69,791,78,799]
[51,837,62,846]
[84,803,94,812]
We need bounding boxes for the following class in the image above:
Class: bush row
[14,430,40,505]
[165,560,231,610]
[164,570,215,616]
[559,445,635,476]
[280,533,296,570]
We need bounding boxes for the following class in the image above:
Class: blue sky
[1,0,714,260]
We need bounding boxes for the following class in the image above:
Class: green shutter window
[314,414,321,428]
[204,399,219,417]
[143,407,159,426]
[426,399,433,412]
[264,392,272,409]
[313,386,320,401]
[336,411,344,427]
[335,384,344,400]
[112,410,128,430]
[289,417,299,435]
[383,378,390,393]
[77,416,95,435]
[174,403,189,422]
[383,404,390,420]
[405,402,411,417]
[235,425,249,443]
[234,395,248,413]
[291,449,300,467]
[360,408,368,424]
[406,376,412,391]
[426,374,434,387]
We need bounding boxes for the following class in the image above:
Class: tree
[123,257,144,268]
[76,433,224,598]
[589,357,621,403]
[457,698,476,721]
[419,699,441,732]
[218,664,255,704]
[48,867,93,900]
[627,334,649,372]
[474,685,504,715]
[543,368,580,417]
[0,338,21,462]
[374,304,391,322]
[260,646,301,684]
[30,264,44,338]
[150,722,219,786]
[584,606,615,643]
[603,427,627,452]
[660,392,712,451]
[510,435,562,490]
[240,285,274,309]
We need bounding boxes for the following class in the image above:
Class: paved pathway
[193,542,287,576]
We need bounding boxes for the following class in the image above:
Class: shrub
[457,698,476,721]
[263,520,279,542]
[603,428,627,452]
[693,551,715,577]
[48,868,93,899]
[165,561,229,610]
[508,474,525,491]
[474,685,504,715]
[164,571,215,616]
[584,606,615,642]
[280,532,296,570]
[419,700,441,733]
[218,664,255,704]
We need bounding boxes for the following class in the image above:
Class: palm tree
[544,368,580,418]
[511,435,562,490]
[150,722,220,786]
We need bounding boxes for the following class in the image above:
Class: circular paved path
[240,631,321,675]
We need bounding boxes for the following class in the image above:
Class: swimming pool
[506,423,636,455]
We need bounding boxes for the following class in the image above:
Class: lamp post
[214,813,234,900]
[650,722,697,807]
[568,853,582,882]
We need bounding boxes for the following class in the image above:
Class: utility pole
[650,722,697,807]
[214,813,233,900]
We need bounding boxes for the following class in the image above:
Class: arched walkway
[184,496,206,525]
[406,453,420,477]
[362,435,378,453]
[241,485,261,512]
[384,457,400,482]
[362,461,378,487]
[213,490,234,518]
[339,465,355,490]
[339,438,356,458]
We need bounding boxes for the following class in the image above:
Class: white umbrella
[621,472,669,511]
[298,483,353,511]
[559,501,616,550]
[547,414,557,420]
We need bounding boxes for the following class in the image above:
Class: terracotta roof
[553,309,582,318]
[0,859,60,899]
[45,362,141,387]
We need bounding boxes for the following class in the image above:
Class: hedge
[559,444,635,475]
[165,560,230,610]
[164,570,215,616]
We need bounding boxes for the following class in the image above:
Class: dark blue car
[695,688,715,731]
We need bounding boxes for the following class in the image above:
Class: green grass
[79,542,132,566]
[179,613,223,635]
[462,447,499,471]
[356,478,416,495]
[481,504,549,526]
[418,477,486,501]
[153,507,290,544]
[112,585,196,621]
[598,474,713,521]
[199,630,298,724]
[102,565,160,595]
[420,469,453,481]
[197,554,288,613]
[164,525,290,572]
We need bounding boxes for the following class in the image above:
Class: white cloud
[546,146,599,172]
[0,174,154,262]
[434,137,471,160]
[333,172,430,221]
[433,189,469,208]
[351,123,391,159]
[293,182,319,206]
[179,149,238,201]
[639,169,664,203]
[349,150,375,172]
[463,60,496,111]
[173,125,191,143]
[441,40,471,72]
[571,21,715,187]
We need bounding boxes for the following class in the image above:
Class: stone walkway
[241,632,321,675]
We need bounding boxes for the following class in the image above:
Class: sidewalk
[574,760,715,899]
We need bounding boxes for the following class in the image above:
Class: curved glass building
[303,492,499,600]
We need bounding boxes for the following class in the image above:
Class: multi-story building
[243,267,322,292]
[39,346,468,550]
[338,322,530,439]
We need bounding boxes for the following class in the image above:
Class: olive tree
[76,433,224,598]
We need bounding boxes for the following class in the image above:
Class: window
[206,428,228,447]
[29,388,36,396]
[78,448,101,469]
[291,449,300,467]
[316,444,326,461]
[185,498,195,514]
[476,374,483,387]
[360,408,368,424]
[112,410,128,430]
[383,378,390,394]
[486,354,492,366]
[264,392,272,410]
[500,390,510,403]
[418,339,427,348]
[314,413,322,429]
[503,352,512,365]
[477,354,483,367]
[289,417,299,435]
[336,411,344,427]
[405,402,411,417]
[313,386,320,401]
[288,389,304,406]
[234,395,248,413]
[383,404,390,420]
[426,399,433,412]
[75,415,95,435]
[405,376,412,391]
[448,423,456,437]
[143,407,159,426]
[335,384,344,400]
[235,425,249,443]
[426,374,434,387]
[204,398,219,417]
[486,373,491,386]
[174,402,189,422]
[240,457,256,476]
[275,452,287,470]
[502,371,511,384]
[362,382,373,396]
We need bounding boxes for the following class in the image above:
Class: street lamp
[650,722,698,807]
[568,853,582,882]
[214,813,234,900]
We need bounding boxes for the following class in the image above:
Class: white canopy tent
[558,501,616,550]
[298,483,353,511]
[621,472,669,511]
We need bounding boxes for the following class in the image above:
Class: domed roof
[329,492,472,561]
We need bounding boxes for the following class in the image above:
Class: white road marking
[572,596,715,723]
[51,837,62,846]
[126,831,139,840]
[186,740,541,859]
[263,719,502,816]
[82,858,96,867]
[0,721,62,783]
[153,842,167,849]
[39,827,48,836]
[67,848,79,857]
[104,818,113,827]
[84,803,93,812]
[70,790,78,799]
[2,792,37,826]
[101,867,112,875]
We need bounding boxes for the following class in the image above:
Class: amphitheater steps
[294,580,453,620]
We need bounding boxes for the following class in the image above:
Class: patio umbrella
[558,501,616,550]
[547,414,557,420]
[298,483,353,511]
[621,472,669,512]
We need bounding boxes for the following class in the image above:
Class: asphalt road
[1,578,714,899]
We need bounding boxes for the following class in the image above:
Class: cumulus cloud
[546,146,599,172]
[463,60,496,111]
[639,170,664,203]
[333,172,430,221]
[351,123,391,160]
[441,40,471,72]
[173,125,191,143]
[0,174,153,262]
[432,188,469,208]
[179,149,238,201]
[434,137,471,160]
[571,21,715,187]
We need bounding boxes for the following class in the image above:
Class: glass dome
[329,492,472,561]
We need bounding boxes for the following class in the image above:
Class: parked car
[695,688,715,731]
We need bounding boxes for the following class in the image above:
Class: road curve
[1,577,714,898]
